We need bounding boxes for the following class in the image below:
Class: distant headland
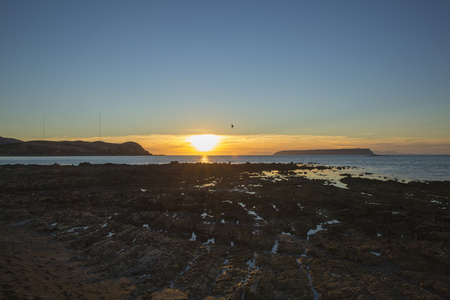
[273,148,375,156]
[0,137,151,156]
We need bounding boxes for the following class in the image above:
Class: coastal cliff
[0,137,151,156]
[274,148,375,155]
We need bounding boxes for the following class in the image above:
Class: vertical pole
[99,112,101,141]
[43,113,46,140]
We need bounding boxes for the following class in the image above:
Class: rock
[244,276,272,300]
[1,163,448,299]
[149,288,188,299]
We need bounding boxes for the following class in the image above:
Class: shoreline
[1,163,449,299]
[1,155,449,184]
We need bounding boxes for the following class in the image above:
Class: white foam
[106,232,115,238]
[189,232,197,241]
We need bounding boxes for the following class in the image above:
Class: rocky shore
[1,163,449,299]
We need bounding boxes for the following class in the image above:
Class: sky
[1,0,449,155]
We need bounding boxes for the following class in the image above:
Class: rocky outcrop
[0,140,151,156]
[274,148,375,155]
[1,163,449,299]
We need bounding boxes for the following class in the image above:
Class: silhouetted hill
[373,150,412,155]
[273,148,375,155]
[0,137,23,145]
[0,139,152,156]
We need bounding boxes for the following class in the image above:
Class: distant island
[273,148,375,156]
[0,137,152,156]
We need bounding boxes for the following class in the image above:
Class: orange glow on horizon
[70,134,450,156]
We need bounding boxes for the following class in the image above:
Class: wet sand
[1,163,449,299]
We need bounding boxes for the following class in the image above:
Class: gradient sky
[1,1,449,154]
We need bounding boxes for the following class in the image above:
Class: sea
[0,155,449,182]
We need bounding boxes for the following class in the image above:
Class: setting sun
[187,134,220,152]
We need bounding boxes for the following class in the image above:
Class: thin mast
[99,112,101,141]
[43,113,46,140]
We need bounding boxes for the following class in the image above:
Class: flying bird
[231,124,234,129]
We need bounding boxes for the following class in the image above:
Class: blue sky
[1,1,449,154]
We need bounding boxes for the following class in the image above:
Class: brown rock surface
[0,163,449,299]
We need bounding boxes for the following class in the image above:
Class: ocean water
[0,155,449,182]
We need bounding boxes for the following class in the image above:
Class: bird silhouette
[231,124,234,129]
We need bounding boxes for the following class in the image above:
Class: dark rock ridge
[274,148,375,155]
[0,138,151,156]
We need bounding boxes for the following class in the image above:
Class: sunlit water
[0,155,449,182]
